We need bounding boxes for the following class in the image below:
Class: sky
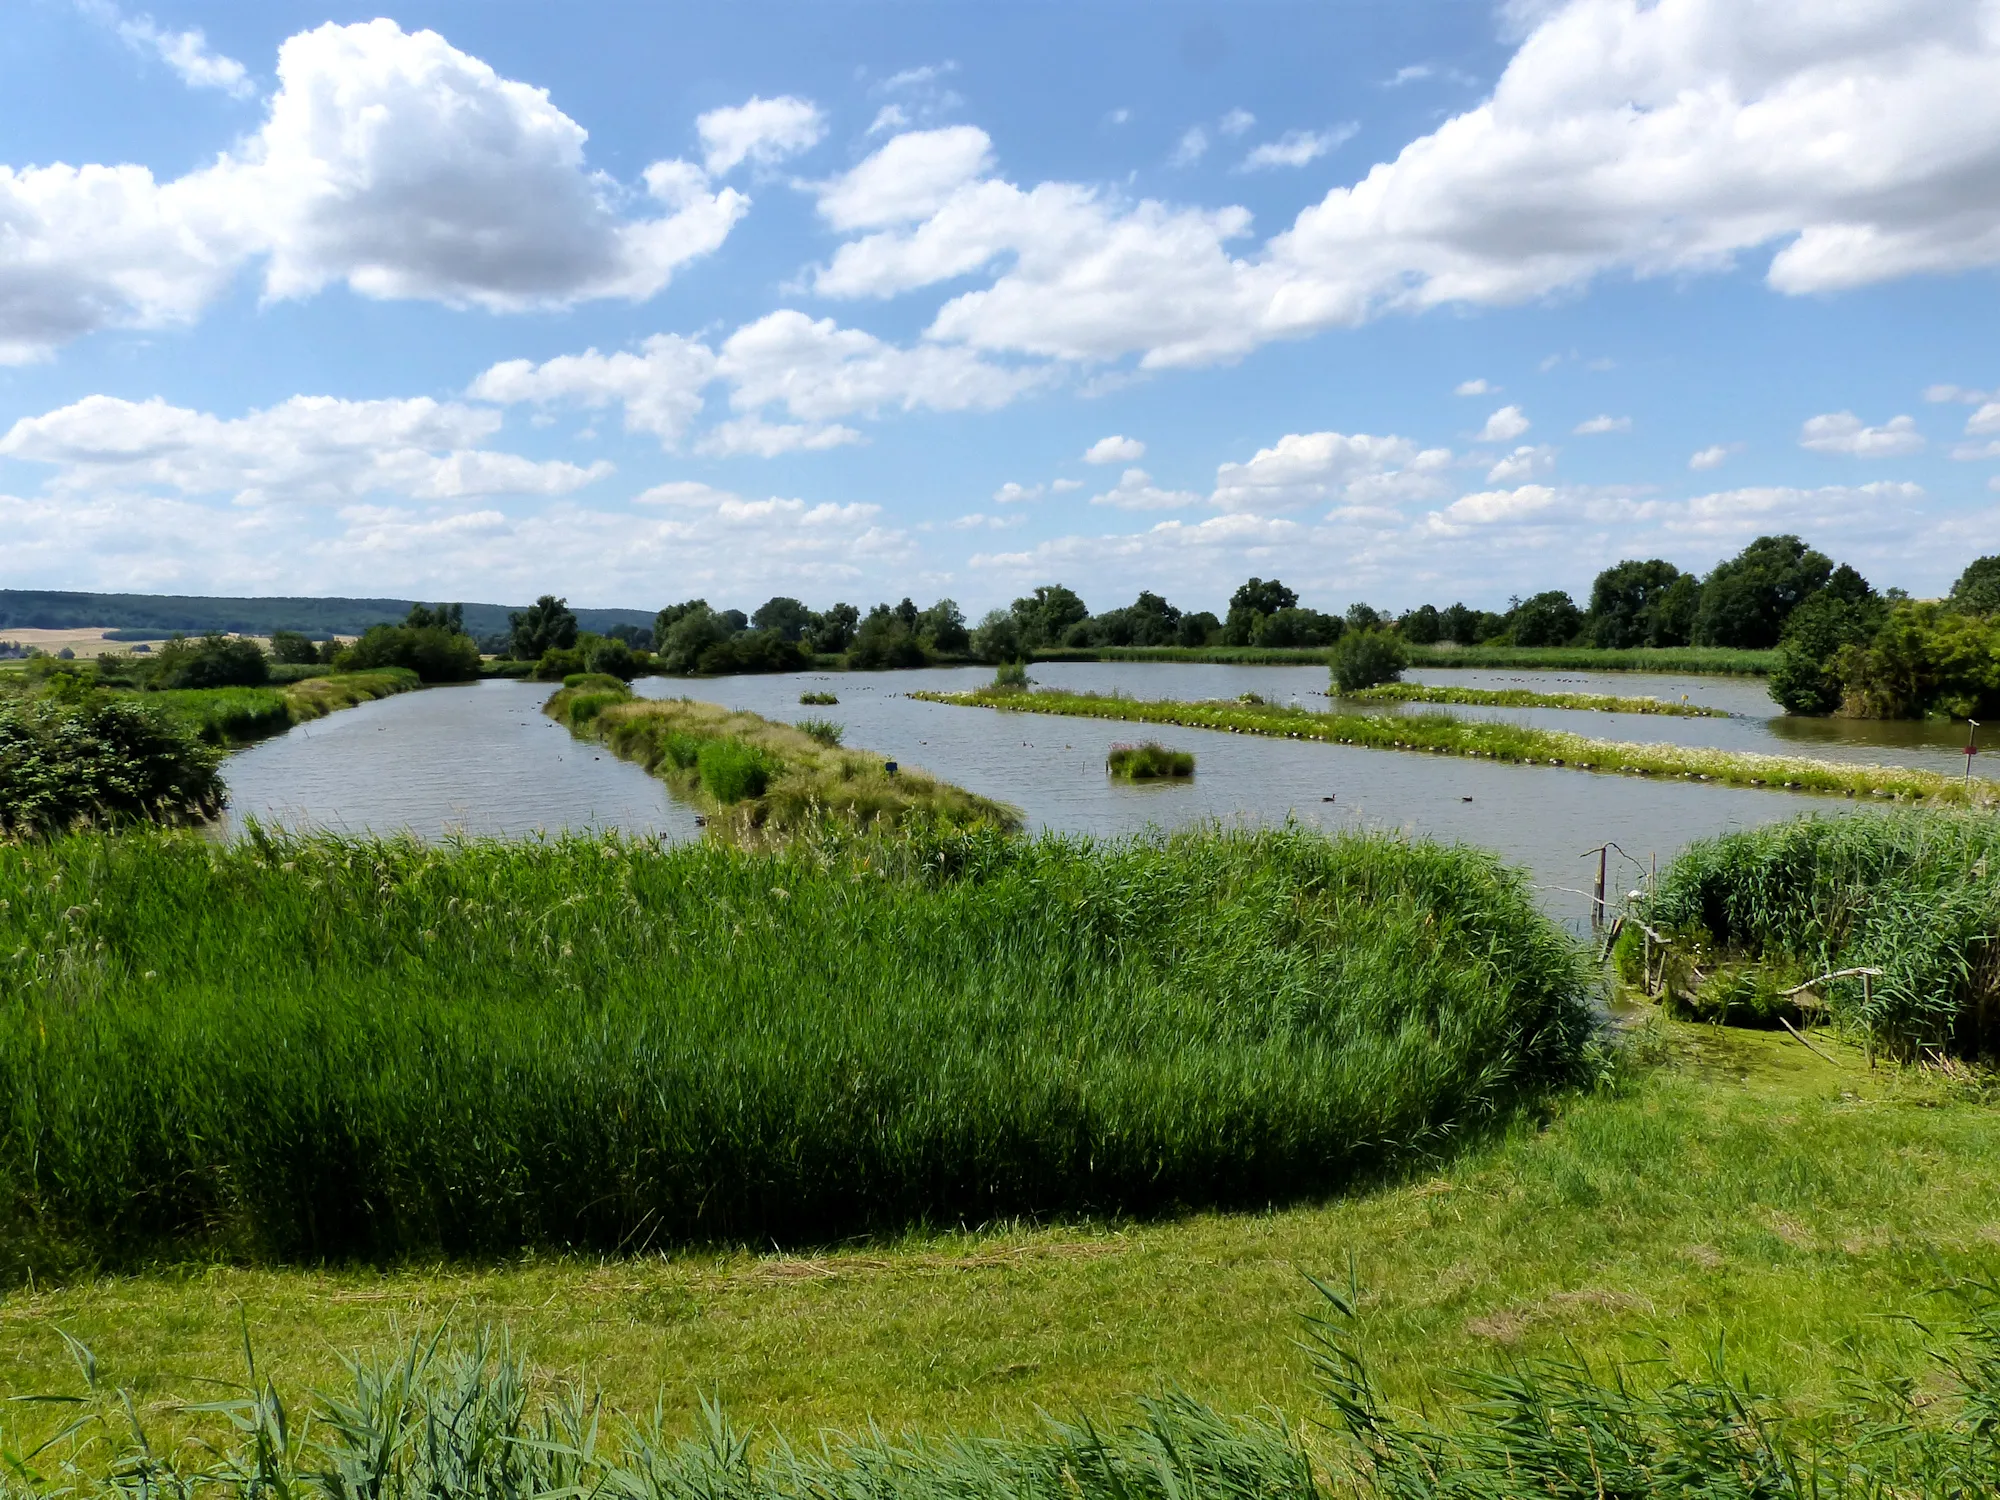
[1,0,1998,618]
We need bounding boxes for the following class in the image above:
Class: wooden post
[1863,970,1875,1068]
[1596,845,1608,932]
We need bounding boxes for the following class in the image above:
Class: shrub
[534,646,588,681]
[0,694,223,835]
[339,624,482,683]
[586,637,640,680]
[992,660,1032,691]
[796,717,844,746]
[697,737,777,802]
[149,633,269,689]
[1331,629,1408,692]
[1106,741,1194,779]
[799,690,839,705]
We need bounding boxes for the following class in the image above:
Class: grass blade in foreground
[910,685,1989,805]
[0,824,1595,1270]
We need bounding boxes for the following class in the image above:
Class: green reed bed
[1405,644,1778,675]
[799,690,840,705]
[151,669,418,747]
[1350,682,1729,717]
[1032,645,1334,665]
[911,687,1988,806]
[16,1278,2000,1500]
[547,688,1019,841]
[0,823,1596,1272]
[1107,740,1195,779]
[1642,810,2000,1058]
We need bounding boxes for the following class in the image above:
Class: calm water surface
[223,679,694,841]
[218,665,1912,931]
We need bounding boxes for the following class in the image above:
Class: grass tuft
[1106,741,1195,779]
[799,691,840,705]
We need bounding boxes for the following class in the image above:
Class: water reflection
[223,679,693,841]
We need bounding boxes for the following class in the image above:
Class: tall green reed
[0,824,1596,1272]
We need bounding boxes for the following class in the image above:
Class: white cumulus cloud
[1090,467,1201,510]
[815,125,995,234]
[696,94,826,175]
[470,335,717,445]
[1799,411,1925,457]
[1689,445,1731,470]
[1210,430,1452,512]
[1573,414,1630,435]
[1238,125,1356,172]
[1170,127,1209,168]
[1454,378,1494,396]
[1084,434,1145,464]
[78,0,255,97]
[1486,444,1558,483]
[1477,405,1530,442]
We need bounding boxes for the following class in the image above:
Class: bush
[799,691,839,705]
[796,717,844,746]
[1106,741,1195,779]
[149,633,269,689]
[586,637,640,680]
[0,694,223,835]
[268,629,324,665]
[1331,629,1408,692]
[338,624,482,683]
[697,737,777,802]
[533,646,588,681]
[992,660,1032,691]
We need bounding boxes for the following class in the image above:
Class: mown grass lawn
[4,1019,1995,1452]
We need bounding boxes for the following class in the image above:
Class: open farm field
[4,1024,1997,1467]
[0,823,1594,1273]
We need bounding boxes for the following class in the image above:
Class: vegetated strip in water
[0,822,1596,1270]
[911,687,1989,805]
[1404,644,1778,675]
[1031,644,1334,665]
[22,1286,2000,1497]
[150,669,419,747]
[1639,809,2000,1059]
[1351,682,1730,717]
[546,677,1021,841]
[1107,740,1195,779]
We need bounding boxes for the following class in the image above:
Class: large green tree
[1509,591,1584,647]
[1586,560,1686,648]
[1948,555,2000,615]
[511,595,579,659]
[1009,585,1090,648]
[1222,578,1299,645]
[1692,535,1835,648]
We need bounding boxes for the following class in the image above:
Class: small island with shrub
[1106,740,1195,780]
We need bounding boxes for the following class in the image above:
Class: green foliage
[263,663,332,684]
[403,602,465,634]
[1824,599,2000,719]
[846,603,928,669]
[149,687,292,745]
[652,598,711,651]
[1331,628,1408,692]
[798,691,839,705]
[1404,644,1776,674]
[1646,810,2000,1056]
[1105,741,1195,778]
[1586,558,1691,648]
[1010,584,1091,649]
[267,629,324,666]
[0,694,223,835]
[1253,606,1342,647]
[149,633,269,689]
[803,602,860,654]
[1397,603,1441,644]
[585,636,640,680]
[992,659,1032,691]
[1693,534,1839,648]
[0,823,1595,1266]
[1948,554,2000,614]
[1768,589,1885,715]
[753,595,814,641]
[545,675,634,728]
[1508,589,1585,647]
[971,608,1024,663]
[509,595,579,660]
[696,736,777,801]
[1222,577,1298,645]
[338,624,482,683]
[795,717,844,746]
[533,646,587,681]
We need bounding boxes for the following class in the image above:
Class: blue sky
[1,0,1996,616]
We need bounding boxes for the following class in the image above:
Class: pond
[219,663,1895,932]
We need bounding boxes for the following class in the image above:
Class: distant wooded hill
[0,590,656,640]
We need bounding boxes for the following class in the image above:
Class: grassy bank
[0,823,1596,1274]
[1351,682,1729,716]
[914,686,1989,805]
[129,669,418,747]
[548,686,1020,840]
[6,1025,1998,1465]
[1406,644,1778,674]
[1643,810,2000,1057]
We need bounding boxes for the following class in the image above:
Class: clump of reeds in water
[0,822,1596,1268]
[1642,808,2000,1058]
[991,659,1032,691]
[20,1279,2000,1497]
[798,690,839,705]
[1106,740,1194,779]
[795,716,844,746]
